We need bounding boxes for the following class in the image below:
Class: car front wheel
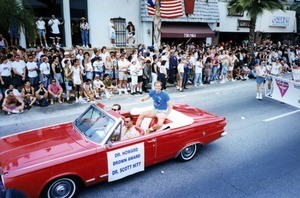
[178,144,197,162]
[44,177,77,198]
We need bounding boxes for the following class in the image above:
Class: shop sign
[238,20,250,28]
[184,33,197,38]
[271,16,289,27]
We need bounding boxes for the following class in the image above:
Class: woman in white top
[254,61,267,100]
[83,53,93,80]
[104,55,114,78]
[194,57,204,86]
[130,59,139,95]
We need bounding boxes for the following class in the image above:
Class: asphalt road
[1,80,300,197]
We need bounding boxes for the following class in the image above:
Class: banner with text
[265,75,300,108]
[107,142,145,182]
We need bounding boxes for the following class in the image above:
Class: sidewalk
[0,79,254,129]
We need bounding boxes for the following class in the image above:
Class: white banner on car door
[107,142,145,182]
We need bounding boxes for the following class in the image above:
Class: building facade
[21,0,297,48]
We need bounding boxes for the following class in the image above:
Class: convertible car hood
[0,123,94,175]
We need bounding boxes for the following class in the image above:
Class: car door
[95,126,156,183]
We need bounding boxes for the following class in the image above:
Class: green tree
[228,0,286,52]
[0,0,36,46]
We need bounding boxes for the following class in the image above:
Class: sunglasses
[111,108,119,111]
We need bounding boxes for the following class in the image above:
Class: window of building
[112,17,127,47]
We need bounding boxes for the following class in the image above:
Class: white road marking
[263,110,300,122]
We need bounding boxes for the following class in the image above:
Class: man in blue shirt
[136,81,173,133]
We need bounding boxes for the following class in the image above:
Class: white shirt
[121,126,140,140]
[0,62,12,76]
[85,62,93,72]
[271,62,282,75]
[100,52,109,63]
[194,61,203,73]
[93,79,104,88]
[93,60,104,72]
[118,59,130,72]
[12,60,25,75]
[130,63,139,76]
[76,54,84,67]
[80,22,90,30]
[48,18,61,34]
[26,61,38,78]
[40,62,51,75]
[255,66,267,77]
[36,20,46,30]
[177,63,184,73]
[109,21,115,34]
[292,68,300,81]
[5,89,21,97]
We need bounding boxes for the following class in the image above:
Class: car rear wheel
[44,177,77,198]
[178,144,197,162]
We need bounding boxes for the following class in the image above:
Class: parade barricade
[265,74,300,108]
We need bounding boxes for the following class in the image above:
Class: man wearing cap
[61,51,71,68]
[48,15,64,47]
[80,17,90,48]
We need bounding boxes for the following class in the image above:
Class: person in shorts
[36,16,48,47]
[48,15,64,47]
[48,79,63,104]
[2,89,24,114]
[136,81,173,133]
[117,54,130,95]
[125,21,135,47]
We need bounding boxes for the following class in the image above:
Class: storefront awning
[161,23,214,38]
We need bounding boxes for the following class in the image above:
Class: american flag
[147,0,183,18]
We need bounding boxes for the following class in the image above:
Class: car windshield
[74,105,116,144]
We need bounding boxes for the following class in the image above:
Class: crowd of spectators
[0,36,300,115]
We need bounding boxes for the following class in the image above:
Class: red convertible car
[0,103,226,198]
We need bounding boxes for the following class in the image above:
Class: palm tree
[228,0,286,52]
[0,0,36,46]
[153,0,162,48]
